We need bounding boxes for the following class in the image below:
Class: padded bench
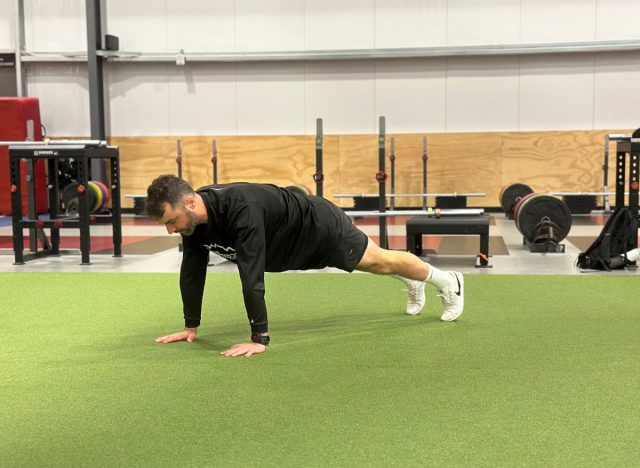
[406,214,491,268]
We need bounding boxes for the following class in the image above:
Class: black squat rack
[9,141,122,265]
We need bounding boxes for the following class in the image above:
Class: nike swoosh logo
[454,274,461,296]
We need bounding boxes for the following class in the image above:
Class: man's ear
[184,195,197,210]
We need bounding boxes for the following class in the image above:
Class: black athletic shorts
[309,196,369,272]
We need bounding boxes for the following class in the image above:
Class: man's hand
[220,342,266,357]
[155,327,198,344]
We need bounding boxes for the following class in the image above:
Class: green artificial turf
[1,272,639,467]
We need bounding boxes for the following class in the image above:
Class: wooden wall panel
[336,135,378,206]
[426,132,503,208]
[111,136,178,197]
[110,129,632,209]
[501,131,605,192]
[500,130,626,206]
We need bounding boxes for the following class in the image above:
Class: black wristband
[251,333,270,347]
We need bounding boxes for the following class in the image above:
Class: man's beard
[178,210,199,236]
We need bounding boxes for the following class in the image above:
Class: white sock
[426,265,452,290]
[625,248,640,262]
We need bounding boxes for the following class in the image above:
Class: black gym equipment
[376,116,388,248]
[62,182,93,215]
[612,136,639,213]
[602,133,632,213]
[422,137,428,210]
[389,137,396,210]
[500,183,534,219]
[513,193,572,253]
[61,180,110,215]
[212,139,218,185]
[435,195,467,209]
[57,158,78,187]
[9,141,122,265]
[176,139,183,179]
[176,140,184,252]
[313,118,324,198]
[561,195,597,214]
[406,215,491,268]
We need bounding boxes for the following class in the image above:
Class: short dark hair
[145,175,195,219]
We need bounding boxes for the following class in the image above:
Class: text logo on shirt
[203,243,237,261]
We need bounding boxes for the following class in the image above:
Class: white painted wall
[596,0,640,40]
[374,0,446,49]
[519,54,596,131]
[520,0,598,43]
[165,1,236,52]
[0,0,16,50]
[236,0,305,52]
[26,62,90,136]
[236,62,306,134]
[10,0,640,135]
[374,58,446,133]
[447,0,521,46]
[594,52,640,129]
[446,56,520,132]
[24,0,87,52]
[168,62,237,135]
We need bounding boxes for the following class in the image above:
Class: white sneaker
[406,280,426,316]
[438,272,464,321]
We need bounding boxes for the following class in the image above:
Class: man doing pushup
[146,175,464,357]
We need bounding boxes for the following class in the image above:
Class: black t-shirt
[180,183,342,333]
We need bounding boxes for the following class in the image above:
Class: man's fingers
[220,343,265,357]
[221,345,248,357]
[155,332,190,344]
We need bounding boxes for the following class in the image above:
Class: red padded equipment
[0,97,48,215]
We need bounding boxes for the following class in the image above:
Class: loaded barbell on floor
[512,193,572,253]
[501,182,634,216]
[499,183,534,219]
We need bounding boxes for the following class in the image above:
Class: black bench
[125,195,147,216]
[406,215,491,268]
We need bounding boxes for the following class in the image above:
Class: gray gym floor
[1,212,636,276]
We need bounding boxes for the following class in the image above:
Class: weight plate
[513,193,539,231]
[517,195,572,242]
[94,181,110,210]
[61,182,96,215]
[500,183,534,215]
[88,181,102,212]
